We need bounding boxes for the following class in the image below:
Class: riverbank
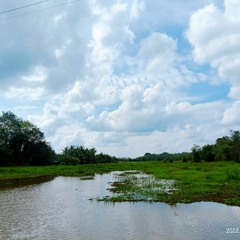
[0,161,239,206]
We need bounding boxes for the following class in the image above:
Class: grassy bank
[0,161,239,206]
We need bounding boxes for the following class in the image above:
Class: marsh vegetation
[1,161,240,206]
[97,171,178,202]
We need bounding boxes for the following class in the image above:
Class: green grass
[97,171,177,202]
[224,197,240,205]
[226,167,240,180]
[0,161,240,206]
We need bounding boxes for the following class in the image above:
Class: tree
[60,145,97,165]
[213,131,240,162]
[191,144,201,163]
[0,111,55,166]
[214,136,231,161]
[59,145,119,165]
[96,153,116,163]
[0,144,13,166]
[230,130,240,162]
[201,144,215,162]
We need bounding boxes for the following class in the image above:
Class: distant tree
[0,111,55,166]
[59,145,121,165]
[0,144,13,166]
[201,144,215,162]
[191,144,201,163]
[96,153,116,163]
[214,136,231,161]
[60,145,97,165]
[229,130,240,162]
[144,153,151,156]
[60,146,81,165]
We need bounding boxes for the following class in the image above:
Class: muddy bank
[0,175,54,190]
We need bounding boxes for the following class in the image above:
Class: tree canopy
[59,145,117,165]
[0,111,55,166]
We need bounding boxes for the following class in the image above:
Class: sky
[0,0,239,157]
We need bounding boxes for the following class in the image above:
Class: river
[0,172,240,240]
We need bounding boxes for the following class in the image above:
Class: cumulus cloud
[186,0,240,99]
[223,101,240,125]
[1,0,238,157]
[138,33,177,71]
[185,0,240,148]
[5,87,45,100]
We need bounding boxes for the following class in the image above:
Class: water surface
[0,172,239,240]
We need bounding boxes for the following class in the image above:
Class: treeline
[191,130,240,163]
[0,111,122,166]
[133,152,192,162]
[132,131,240,163]
[59,145,117,165]
[1,111,240,166]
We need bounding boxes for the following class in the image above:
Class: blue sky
[0,0,240,157]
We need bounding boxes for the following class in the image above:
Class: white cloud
[223,101,240,125]
[1,0,238,157]
[48,125,85,151]
[186,0,240,99]
[5,87,45,100]
[87,0,142,80]
[97,122,229,158]
[22,66,47,83]
[13,105,37,111]
[225,0,240,20]
[185,0,240,146]
[129,0,145,20]
[138,33,177,71]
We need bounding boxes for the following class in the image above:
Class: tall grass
[227,168,240,180]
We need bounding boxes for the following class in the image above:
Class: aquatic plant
[98,171,178,202]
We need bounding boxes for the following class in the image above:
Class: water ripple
[0,174,240,240]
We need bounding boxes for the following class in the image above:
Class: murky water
[0,172,240,240]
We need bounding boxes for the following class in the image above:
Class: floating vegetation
[79,175,95,180]
[97,171,178,202]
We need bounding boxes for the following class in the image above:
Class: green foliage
[0,111,55,166]
[97,172,177,202]
[96,153,117,163]
[59,145,117,165]
[225,197,240,205]
[229,130,240,162]
[191,144,201,163]
[60,146,93,165]
[190,130,240,163]
[214,136,232,161]
[134,152,191,162]
[201,144,215,162]
[0,144,14,166]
